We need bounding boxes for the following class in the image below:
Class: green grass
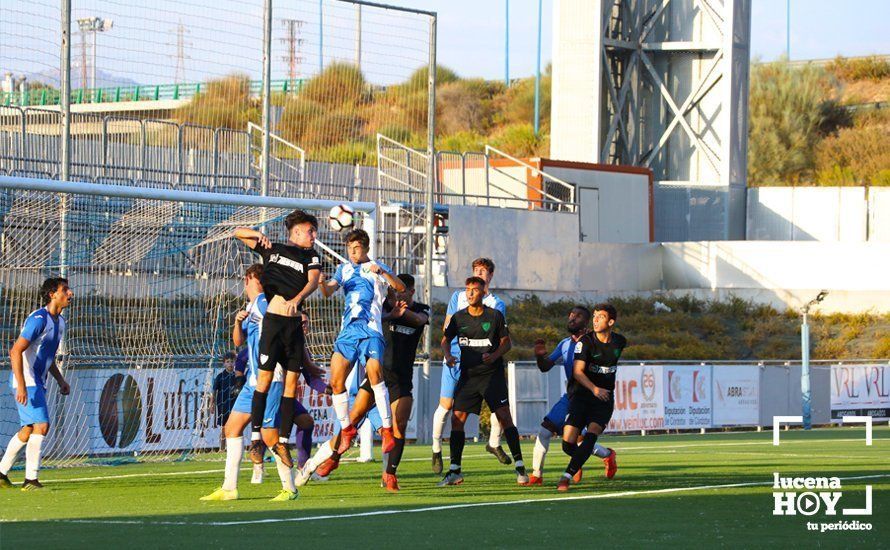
[1,427,888,548]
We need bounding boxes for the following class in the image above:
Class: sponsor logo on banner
[712,366,760,426]
[609,365,665,432]
[99,373,142,448]
[664,366,712,428]
[831,364,890,419]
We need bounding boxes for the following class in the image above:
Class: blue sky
[2,0,888,86]
[411,0,890,80]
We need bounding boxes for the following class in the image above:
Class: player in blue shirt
[0,277,72,491]
[431,258,510,474]
[201,265,325,502]
[320,229,405,457]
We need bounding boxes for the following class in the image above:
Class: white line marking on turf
[55,474,890,527]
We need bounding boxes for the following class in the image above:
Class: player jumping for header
[234,210,321,469]
[558,303,626,492]
[0,277,73,491]
[320,229,405,457]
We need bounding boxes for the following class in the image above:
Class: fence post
[260,0,272,217]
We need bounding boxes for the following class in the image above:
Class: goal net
[0,176,374,467]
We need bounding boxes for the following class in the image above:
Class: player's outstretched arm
[534,339,556,372]
[389,301,429,328]
[9,337,30,404]
[48,361,70,395]
[234,227,271,250]
[232,310,248,346]
[319,271,339,298]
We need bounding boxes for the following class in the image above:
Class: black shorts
[565,393,614,430]
[453,368,509,416]
[258,312,305,373]
[359,373,413,402]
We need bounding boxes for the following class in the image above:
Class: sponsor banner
[663,365,712,429]
[712,366,760,426]
[607,365,665,432]
[831,364,890,419]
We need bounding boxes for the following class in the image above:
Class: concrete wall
[747,187,868,241]
[870,187,890,242]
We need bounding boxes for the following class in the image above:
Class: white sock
[370,382,392,429]
[222,436,243,491]
[489,413,502,448]
[359,421,374,460]
[532,428,551,477]
[431,405,449,453]
[593,443,611,458]
[307,439,335,473]
[0,434,27,475]
[24,434,44,480]
[276,456,296,492]
[332,392,350,426]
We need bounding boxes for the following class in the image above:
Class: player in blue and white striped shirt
[0,277,73,491]
[320,229,405,457]
[529,305,616,486]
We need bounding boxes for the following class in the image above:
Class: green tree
[175,74,258,130]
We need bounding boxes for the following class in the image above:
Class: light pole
[801,290,828,430]
[504,0,509,87]
[76,17,113,101]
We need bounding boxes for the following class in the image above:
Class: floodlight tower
[551,0,752,240]
[76,16,113,100]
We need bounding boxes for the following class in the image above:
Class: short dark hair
[344,228,370,249]
[245,263,263,280]
[40,277,68,305]
[472,257,495,274]
[223,352,237,362]
[285,209,318,231]
[593,303,618,321]
[397,273,415,289]
[465,276,486,288]
[572,305,592,321]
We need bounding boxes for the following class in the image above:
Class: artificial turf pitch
[0,427,886,548]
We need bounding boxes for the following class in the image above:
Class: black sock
[562,439,577,456]
[250,390,269,433]
[449,430,465,472]
[566,434,597,476]
[279,397,296,442]
[386,437,406,475]
[504,426,523,463]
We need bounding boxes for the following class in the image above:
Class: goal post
[0,174,376,466]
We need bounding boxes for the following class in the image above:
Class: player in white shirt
[0,277,73,491]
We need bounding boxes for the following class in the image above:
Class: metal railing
[484,144,577,212]
[0,79,306,107]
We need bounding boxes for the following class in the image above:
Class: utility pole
[355,4,362,70]
[800,291,828,430]
[169,20,191,84]
[280,18,305,86]
[504,0,510,87]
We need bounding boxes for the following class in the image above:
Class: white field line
[40,437,887,485]
[54,473,890,527]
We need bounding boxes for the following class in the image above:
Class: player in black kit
[557,303,627,492]
[438,277,529,487]
[234,210,321,470]
[379,274,429,491]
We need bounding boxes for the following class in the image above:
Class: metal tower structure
[280,18,306,84]
[551,0,751,239]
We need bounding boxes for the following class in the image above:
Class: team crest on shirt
[575,341,583,353]
[482,322,491,331]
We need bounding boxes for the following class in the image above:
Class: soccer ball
[328,204,355,232]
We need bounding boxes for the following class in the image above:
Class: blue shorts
[16,385,49,426]
[439,362,461,399]
[544,393,571,430]
[333,322,385,366]
[232,381,285,429]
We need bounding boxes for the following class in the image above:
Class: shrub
[300,62,367,108]
[828,55,890,81]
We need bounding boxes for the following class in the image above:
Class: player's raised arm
[319,269,341,298]
[232,309,248,346]
[9,336,31,405]
[389,300,429,329]
[369,262,406,293]
[535,339,557,372]
[234,227,271,250]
